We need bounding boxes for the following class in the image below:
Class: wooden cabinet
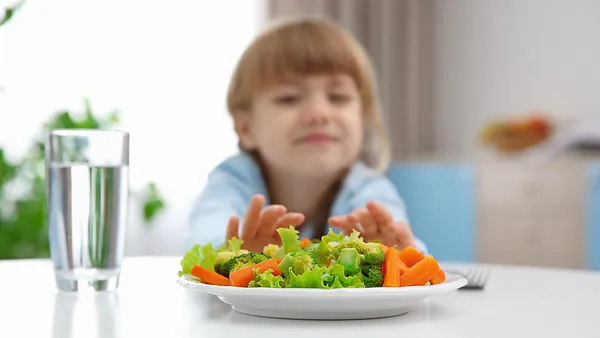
[477,160,587,269]
[389,155,600,269]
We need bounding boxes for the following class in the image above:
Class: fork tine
[469,268,480,286]
[476,268,488,288]
[461,269,470,282]
[469,268,486,288]
[481,268,490,284]
[446,267,488,289]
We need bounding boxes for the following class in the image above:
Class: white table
[1,257,599,338]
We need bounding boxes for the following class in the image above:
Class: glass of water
[45,129,129,292]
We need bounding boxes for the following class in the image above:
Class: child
[187,17,428,255]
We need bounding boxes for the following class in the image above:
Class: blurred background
[1,0,600,270]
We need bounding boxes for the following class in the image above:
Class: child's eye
[274,95,300,105]
[329,94,351,104]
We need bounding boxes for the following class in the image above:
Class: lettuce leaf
[304,240,333,266]
[227,237,243,252]
[178,243,218,276]
[287,264,365,289]
[345,230,362,243]
[325,264,365,288]
[248,268,287,288]
[321,228,345,244]
[276,226,303,254]
[287,266,330,289]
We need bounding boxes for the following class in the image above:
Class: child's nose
[302,96,332,125]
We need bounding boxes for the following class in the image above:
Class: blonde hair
[226,16,391,172]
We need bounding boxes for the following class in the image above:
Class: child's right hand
[225,194,305,252]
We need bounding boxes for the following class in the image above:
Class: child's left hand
[328,201,417,249]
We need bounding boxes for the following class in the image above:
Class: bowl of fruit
[479,112,553,154]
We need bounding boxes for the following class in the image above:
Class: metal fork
[446,267,490,290]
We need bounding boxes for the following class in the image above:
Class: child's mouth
[297,133,338,145]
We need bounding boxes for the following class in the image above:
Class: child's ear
[232,110,257,150]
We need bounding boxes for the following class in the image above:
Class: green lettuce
[303,240,333,266]
[178,243,218,276]
[221,237,243,253]
[285,264,364,289]
[288,266,330,288]
[248,268,287,288]
[325,264,365,288]
[321,228,345,244]
[276,226,303,254]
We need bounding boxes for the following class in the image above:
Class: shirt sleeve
[185,155,263,251]
[346,173,429,255]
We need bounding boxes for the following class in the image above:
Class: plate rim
[176,273,468,297]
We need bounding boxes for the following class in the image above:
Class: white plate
[177,274,468,320]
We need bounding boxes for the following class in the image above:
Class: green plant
[0,99,166,259]
[0,0,25,27]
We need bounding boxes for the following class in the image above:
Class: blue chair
[587,163,600,270]
[386,162,476,263]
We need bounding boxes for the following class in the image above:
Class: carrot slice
[400,255,441,287]
[300,238,311,249]
[430,269,446,285]
[378,243,389,251]
[398,246,426,267]
[190,265,230,286]
[229,258,282,287]
[398,258,409,275]
[382,247,401,287]
[381,248,408,275]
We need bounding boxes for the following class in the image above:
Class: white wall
[434,0,600,153]
[0,0,266,256]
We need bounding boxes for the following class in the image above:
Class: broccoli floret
[220,252,268,277]
[302,243,319,252]
[213,237,249,275]
[331,238,385,266]
[248,268,288,288]
[360,264,384,288]
[304,241,334,266]
[336,247,363,275]
[262,244,281,258]
[361,242,385,265]
[216,251,237,265]
[278,251,319,278]
[214,250,250,276]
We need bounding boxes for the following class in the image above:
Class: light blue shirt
[187,152,428,254]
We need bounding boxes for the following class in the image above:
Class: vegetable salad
[178,226,446,289]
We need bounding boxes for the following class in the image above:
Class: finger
[355,208,377,235]
[241,194,265,238]
[328,215,345,227]
[226,216,240,240]
[258,205,287,235]
[329,214,362,235]
[366,201,395,233]
[328,216,353,235]
[273,212,305,231]
[394,221,417,248]
[345,212,363,233]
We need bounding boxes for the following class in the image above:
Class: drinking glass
[45,129,129,292]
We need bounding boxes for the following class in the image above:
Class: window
[0,0,266,255]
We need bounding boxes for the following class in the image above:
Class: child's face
[235,74,364,178]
